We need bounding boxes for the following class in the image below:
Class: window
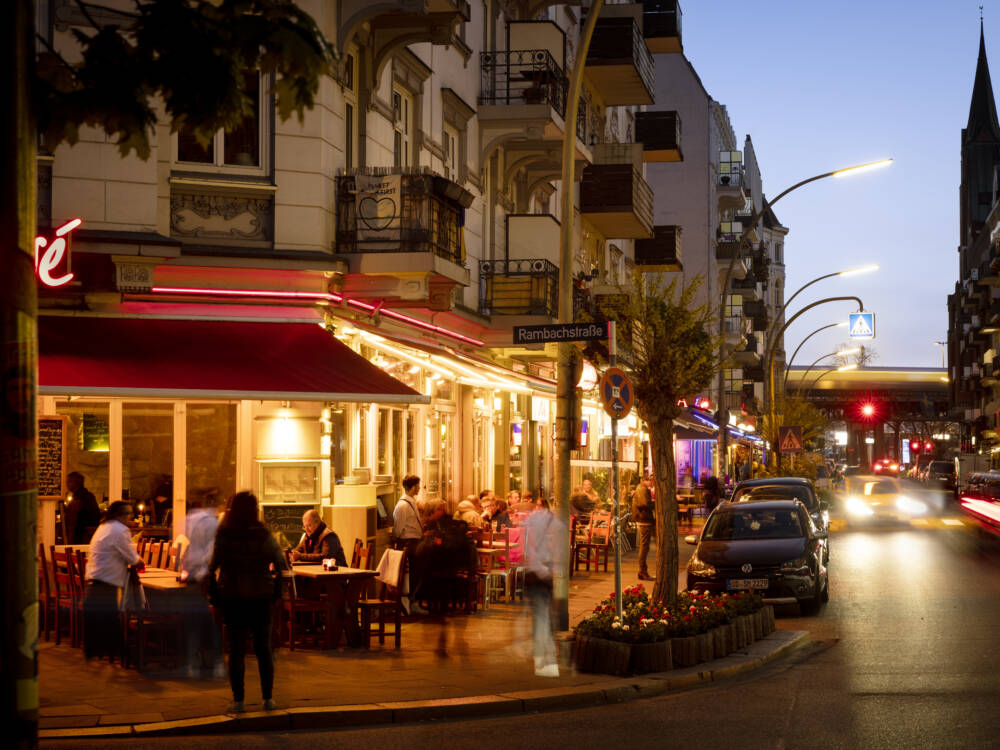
[775,243,783,264]
[176,71,267,172]
[344,53,358,171]
[443,124,459,181]
[393,87,413,168]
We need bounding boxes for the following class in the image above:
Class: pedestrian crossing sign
[848,312,875,339]
[778,426,803,454]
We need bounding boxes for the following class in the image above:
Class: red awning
[38,316,429,403]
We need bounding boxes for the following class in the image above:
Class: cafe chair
[358,551,405,649]
[69,550,89,647]
[573,511,612,573]
[49,547,77,647]
[38,544,54,642]
[278,573,328,651]
[349,538,364,568]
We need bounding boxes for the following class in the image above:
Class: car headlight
[846,496,874,517]
[780,556,810,574]
[687,552,716,577]
[896,495,927,516]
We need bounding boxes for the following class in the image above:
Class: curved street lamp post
[794,348,860,391]
[715,160,890,476]
[781,322,848,392]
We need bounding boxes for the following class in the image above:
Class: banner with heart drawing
[355,173,401,246]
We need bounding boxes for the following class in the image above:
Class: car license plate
[727,578,769,590]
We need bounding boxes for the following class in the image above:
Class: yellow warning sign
[778,426,803,454]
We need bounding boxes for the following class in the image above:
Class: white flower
[622,624,630,631]
[612,621,621,629]
[659,619,668,625]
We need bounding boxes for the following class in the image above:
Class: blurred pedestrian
[631,475,654,581]
[209,491,285,713]
[83,501,142,662]
[703,475,721,513]
[523,502,567,677]
[65,471,101,544]
[180,490,223,677]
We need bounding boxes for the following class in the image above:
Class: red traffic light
[924,441,934,452]
[910,439,922,453]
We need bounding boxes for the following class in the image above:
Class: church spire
[967,18,1000,141]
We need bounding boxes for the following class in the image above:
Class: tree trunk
[649,417,679,605]
[2,2,39,747]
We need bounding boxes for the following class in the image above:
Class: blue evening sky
[680,0,983,369]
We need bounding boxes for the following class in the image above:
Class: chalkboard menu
[38,416,67,500]
[82,413,109,452]
[262,503,313,550]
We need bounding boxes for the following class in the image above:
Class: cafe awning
[38,316,430,403]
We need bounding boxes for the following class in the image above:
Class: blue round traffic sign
[599,367,634,419]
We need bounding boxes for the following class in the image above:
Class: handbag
[120,566,148,612]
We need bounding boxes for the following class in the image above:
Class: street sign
[512,321,608,345]
[599,366,634,419]
[848,312,875,339]
[778,426,803,454]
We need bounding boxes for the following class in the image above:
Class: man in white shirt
[180,493,223,677]
[83,502,142,661]
[393,475,426,615]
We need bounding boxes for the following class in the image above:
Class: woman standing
[209,492,285,713]
[83,501,142,661]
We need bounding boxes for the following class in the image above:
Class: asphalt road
[47,479,1000,749]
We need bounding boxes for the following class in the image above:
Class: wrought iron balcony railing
[479,49,568,115]
[478,258,558,317]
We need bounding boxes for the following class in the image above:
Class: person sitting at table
[83,501,143,662]
[483,497,514,529]
[509,489,536,514]
[454,496,484,529]
[65,471,101,544]
[574,478,601,509]
[290,509,346,566]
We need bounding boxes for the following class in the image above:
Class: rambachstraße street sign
[512,322,608,345]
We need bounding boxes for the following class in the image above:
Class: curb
[40,631,810,740]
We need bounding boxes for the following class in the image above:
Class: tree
[758,394,830,478]
[3,3,333,746]
[596,273,718,605]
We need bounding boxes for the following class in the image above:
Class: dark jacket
[67,487,101,544]
[631,484,654,525]
[210,525,285,601]
[293,522,347,565]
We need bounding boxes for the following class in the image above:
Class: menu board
[37,416,67,500]
[262,503,313,550]
[81,413,110,452]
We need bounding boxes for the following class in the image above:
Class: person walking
[180,491,223,677]
[209,491,285,713]
[631,475,655,581]
[83,501,142,661]
[522,502,567,677]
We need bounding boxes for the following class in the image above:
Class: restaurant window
[443,123,459,181]
[356,406,369,472]
[440,412,454,500]
[424,411,441,494]
[392,410,403,484]
[330,407,348,481]
[392,86,412,168]
[176,71,268,173]
[377,407,391,475]
[122,402,174,522]
[55,401,111,506]
[405,411,416,477]
[186,403,237,507]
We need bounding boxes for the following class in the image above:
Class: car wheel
[820,575,830,602]
[800,577,823,615]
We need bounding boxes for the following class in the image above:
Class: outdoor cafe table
[290,565,377,649]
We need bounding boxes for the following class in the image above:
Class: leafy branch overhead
[36,0,334,159]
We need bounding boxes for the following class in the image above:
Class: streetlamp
[715,159,891,477]
[795,348,860,390]
[781,322,848,392]
[933,341,946,367]
[764,296,865,466]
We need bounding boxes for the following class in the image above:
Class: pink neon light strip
[961,497,1000,525]
[150,286,483,347]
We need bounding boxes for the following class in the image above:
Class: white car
[844,478,928,523]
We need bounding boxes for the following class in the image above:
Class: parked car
[729,477,828,562]
[685,498,829,614]
[924,460,956,491]
[844,478,929,524]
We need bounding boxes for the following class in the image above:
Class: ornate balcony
[635,225,682,270]
[731,276,761,301]
[335,169,473,307]
[584,12,655,106]
[642,0,682,54]
[635,110,682,162]
[479,259,558,318]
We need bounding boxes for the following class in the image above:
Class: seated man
[290,509,347,565]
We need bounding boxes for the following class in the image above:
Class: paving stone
[39,715,101,729]
[39,704,102,717]
[99,712,164,725]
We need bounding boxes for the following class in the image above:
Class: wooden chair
[359,540,375,570]
[349,538,364,568]
[49,547,77,647]
[38,544,54,642]
[69,550,89,647]
[165,541,185,572]
[278,573,328,650]
[357,550,405,649]
[573,511,612,572]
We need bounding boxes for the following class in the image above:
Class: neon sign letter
[35,218,81,288]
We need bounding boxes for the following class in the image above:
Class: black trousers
[221,599,274,702]
[82,581,122,661]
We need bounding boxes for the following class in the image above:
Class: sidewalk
[39,529,809,739]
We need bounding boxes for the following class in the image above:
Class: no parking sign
[599,367,634,419]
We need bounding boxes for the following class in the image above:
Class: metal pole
[609,321,622,618]
[555,0,604,632]
[1,2,39,747]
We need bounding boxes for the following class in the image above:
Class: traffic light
[910,439,922,454]
[924,441,934,452]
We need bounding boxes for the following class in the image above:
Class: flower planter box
[573,635,631,676]
[737,615,754,647]
[750,610,764,640]
[671,635,697,668]
[761,605,775,635]
[630,639,672,673]
[710,625,728,658]
[695,632,713,663]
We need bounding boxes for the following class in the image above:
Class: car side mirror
[815,530,828,540]
[683,534,698,545]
